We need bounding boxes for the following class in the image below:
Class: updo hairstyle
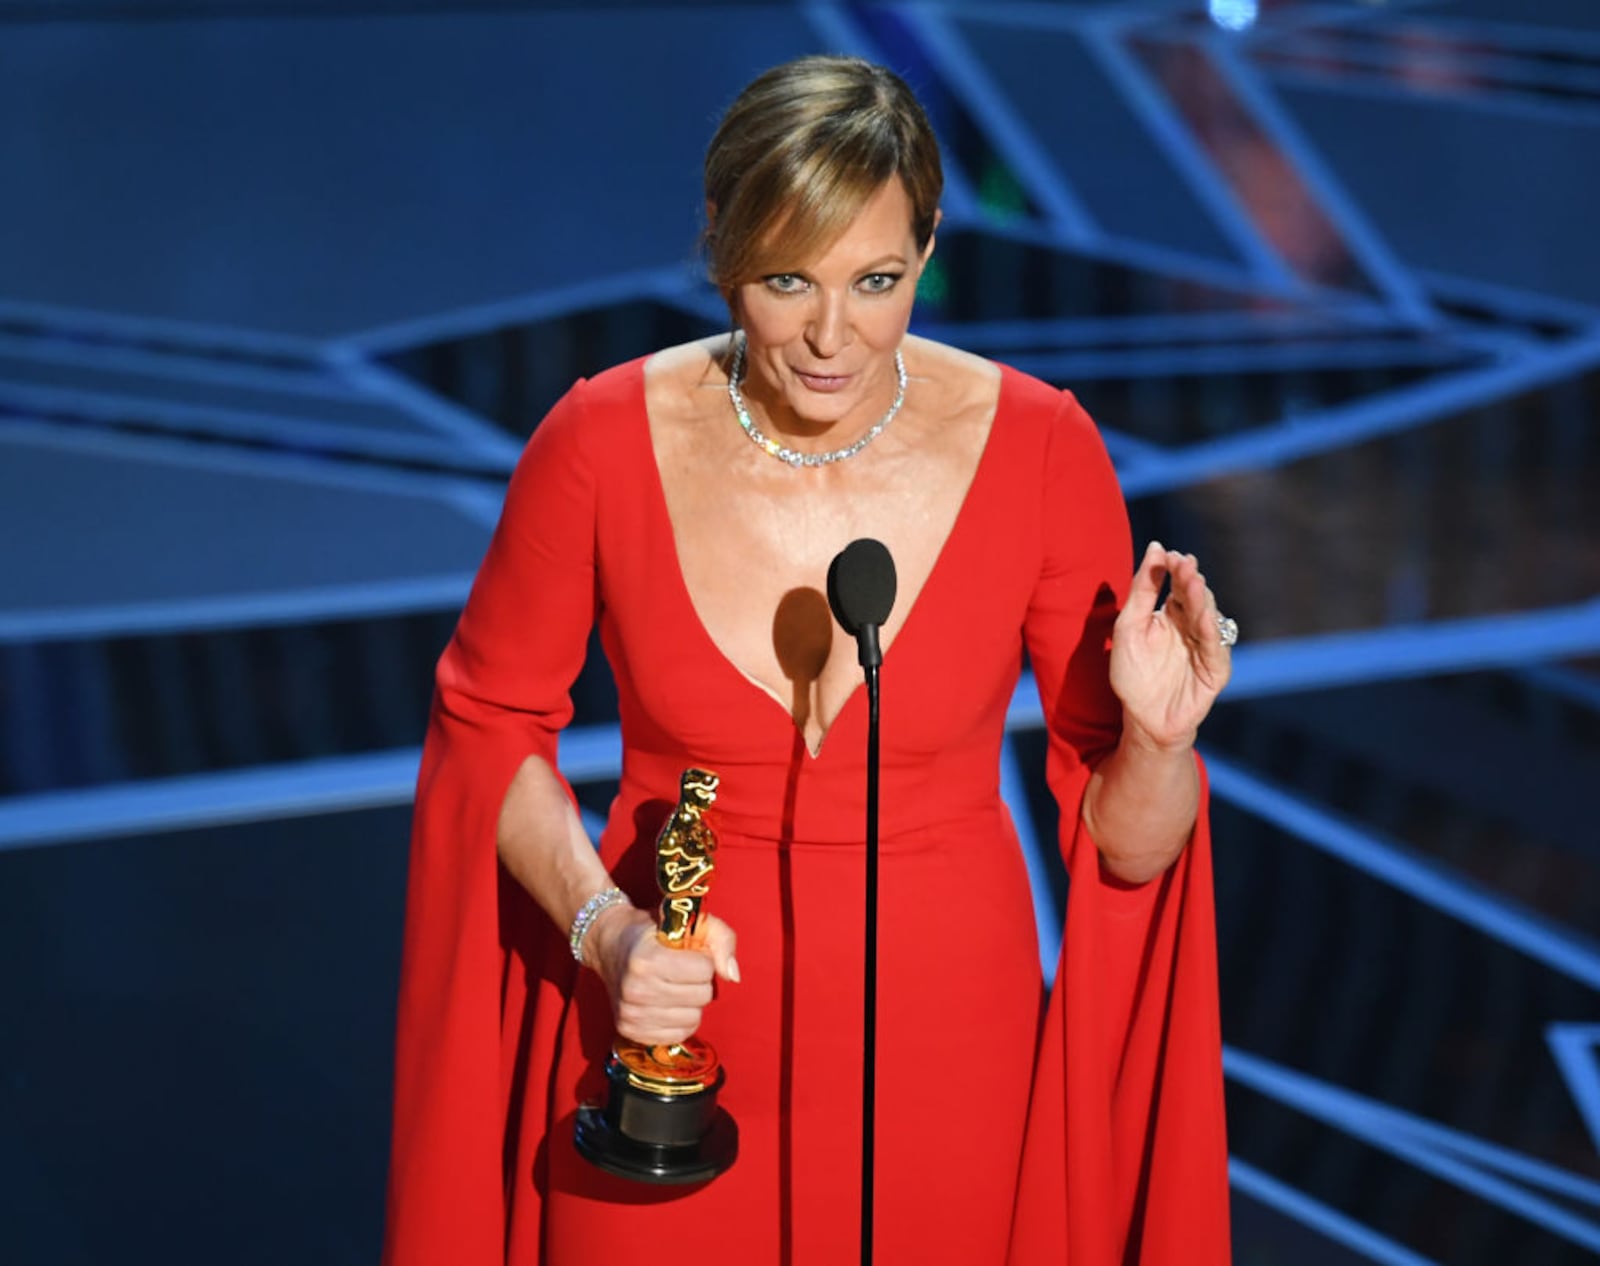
[702,56,943,290]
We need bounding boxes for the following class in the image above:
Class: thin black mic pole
[862,659,880,1266]
[824,538,895,1266]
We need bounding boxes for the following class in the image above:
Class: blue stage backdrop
[0,2,1597,1263]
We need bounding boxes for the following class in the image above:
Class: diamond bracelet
[568,886,629,965]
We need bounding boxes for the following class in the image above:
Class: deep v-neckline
[634,358,1009,760]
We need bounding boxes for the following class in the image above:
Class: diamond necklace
[726,333,907,469]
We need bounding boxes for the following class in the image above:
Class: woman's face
[730,179,935,436]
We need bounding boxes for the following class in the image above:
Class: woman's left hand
[1108,541,1234,752]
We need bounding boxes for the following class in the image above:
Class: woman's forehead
[753,180,917,274]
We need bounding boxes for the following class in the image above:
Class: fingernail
[726,956,742,984]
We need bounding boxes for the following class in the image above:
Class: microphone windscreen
[827,538,897,634]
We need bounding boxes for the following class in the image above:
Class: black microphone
[826,537,896,1266]
[827,538,897,668]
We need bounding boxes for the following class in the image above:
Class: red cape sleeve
[382,381,598,1265]
[1011,393,1231,1265]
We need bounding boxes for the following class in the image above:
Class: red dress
[382,359,1230,1264]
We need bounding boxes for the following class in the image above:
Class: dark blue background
[1,2,1597,1262]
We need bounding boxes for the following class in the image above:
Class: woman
[384,56,1233,1265]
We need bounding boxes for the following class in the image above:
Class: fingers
[1128,543,1208,622]
[1123,540,1169,620]
[1159,548,1199,598]
[614,947,711,1045]
[632,934,714,989]
[1163,556,1206,623]
[1141,546,1203,615]
[614,1001,708,1047]
[699,914,742,984]
[1133,545,1234,660]
[611,917,739,1047]
[1165,555,1235,689]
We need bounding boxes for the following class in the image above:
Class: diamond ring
[1217,613,1239,648]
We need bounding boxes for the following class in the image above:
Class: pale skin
[495,179,1231,1047]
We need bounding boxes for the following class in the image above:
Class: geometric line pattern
[3,3,1597,1262]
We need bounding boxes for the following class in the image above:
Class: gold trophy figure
[574,768,738,1183]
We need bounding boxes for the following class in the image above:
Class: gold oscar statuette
[573,768,738,1183]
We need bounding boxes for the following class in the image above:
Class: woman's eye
[859,273,903,294]
[764,274,807,293]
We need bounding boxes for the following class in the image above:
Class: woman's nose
[805,292,850,358]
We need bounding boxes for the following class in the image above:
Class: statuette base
[574,1050,737,1185]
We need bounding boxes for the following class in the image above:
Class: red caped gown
[382,359,1230,1265]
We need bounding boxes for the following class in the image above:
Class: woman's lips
[793,369,851,393]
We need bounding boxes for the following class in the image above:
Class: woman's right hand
[583,904,740,1046]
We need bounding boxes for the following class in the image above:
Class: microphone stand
[825,537,894,1266]
[861,650,881,1266]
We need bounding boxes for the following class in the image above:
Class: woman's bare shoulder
[906,334,999,376]
[902,335,1002,426]
[643,335,733,424]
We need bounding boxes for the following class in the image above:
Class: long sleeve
[1009,392,1231,1265]
[383,381,599,1266]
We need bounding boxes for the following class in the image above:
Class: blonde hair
[703,56,943,289]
